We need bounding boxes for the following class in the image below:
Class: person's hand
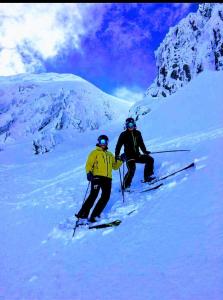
[144,150,151,155]
[115,155,120,162]
[87,171,93,181]
[120,153,126,162]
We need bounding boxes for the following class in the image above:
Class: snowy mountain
[0,73,130,154]
[0,3,223,297]
[0,69,222,300]
[146,3,223,98]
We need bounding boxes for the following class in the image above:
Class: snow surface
[0,70,223,299]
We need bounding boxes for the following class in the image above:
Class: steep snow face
[135,70,223,139]
[147,3,223,98]
[130,69,223,124]
[0,73,129,154]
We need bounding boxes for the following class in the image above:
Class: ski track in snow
[147,127,223,152]
[19,164,85,198]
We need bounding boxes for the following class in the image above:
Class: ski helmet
[97,134,109,146]
[125,117,136,129]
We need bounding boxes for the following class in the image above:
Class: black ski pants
[124,154,154,188]
[77,176,112,220]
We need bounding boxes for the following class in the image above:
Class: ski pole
[150,149,190,154]
[82,181,91,206]
[122,162,125,201]
[119,167,125,203]
[72,181,90,238]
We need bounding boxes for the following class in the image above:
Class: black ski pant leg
[77,179,100,218]
[124,159,136,188]
[90,178,112,219]
[136,154,154,180]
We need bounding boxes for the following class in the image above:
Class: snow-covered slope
[132,69,223,131]
[0,70,222,300]
[0,73,130,154]
[146,3,223,98]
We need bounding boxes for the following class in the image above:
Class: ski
[88,219,121,229]
[140,183,164,193]
[72,208,137,236]
[123,182,163,193]
[72,219,122,236]
[144,162,195,185]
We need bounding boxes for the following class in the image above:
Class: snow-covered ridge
[0,73,130,154]
[146,3,223,98]
[0,72,87,83]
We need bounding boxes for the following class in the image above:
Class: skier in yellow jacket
[76,135,123,223]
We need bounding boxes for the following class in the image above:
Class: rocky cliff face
[146,3,223,98]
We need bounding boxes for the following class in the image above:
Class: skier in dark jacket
[115,117,154,190]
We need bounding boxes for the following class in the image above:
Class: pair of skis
[72,208,137,236]
[125,162,195,193]
[72,218,122,237]
[140,162,195,192]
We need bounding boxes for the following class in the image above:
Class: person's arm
[115,133,124,158]
[138,131,148,154]
[112,154,123,170]
[85,151,96,174]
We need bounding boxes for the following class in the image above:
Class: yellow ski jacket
[86,146,122,179]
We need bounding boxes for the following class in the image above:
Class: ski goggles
[99,139,108,145]
[126,122,135,128]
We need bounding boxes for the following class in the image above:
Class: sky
[0,3,198,101]
[0,69,222,299]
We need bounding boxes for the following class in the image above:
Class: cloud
[89,3,196,52]
[0,48,26,74]
[113,86,144,103]
[148,3,196,32]
[0,2,198,91]
[0,3,92,75]
[94,4,153,51]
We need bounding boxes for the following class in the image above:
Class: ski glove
[115,155,121,162]
[87,171,93,181]
[120,153,126,162]
[144,150,151,155]
[115,154,125,162]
